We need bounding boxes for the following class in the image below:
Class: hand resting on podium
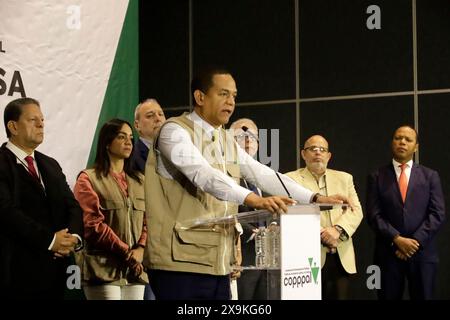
[243,192,296,214]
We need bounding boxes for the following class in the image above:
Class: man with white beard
[286,135,363,300]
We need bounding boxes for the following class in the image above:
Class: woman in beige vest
[74,119,148,300]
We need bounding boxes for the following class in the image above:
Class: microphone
[241,125,291,198]
[241,125,259,142]
[275,172,292,199]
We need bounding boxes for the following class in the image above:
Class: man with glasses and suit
[286,135,363,300]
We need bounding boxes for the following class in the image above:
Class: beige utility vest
[77,169,147,284]
[144,113,241,275]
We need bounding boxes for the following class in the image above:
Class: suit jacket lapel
[386,163,403,204]
[299,168,320,193]
[324,170,341,223]
[34,153,51,196]
[138,139,149,159]
[2,146,45,194]
[406,163,419,203]
[324,170,337,198]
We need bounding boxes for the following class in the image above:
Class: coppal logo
[308,257,320,284]
[283,257,320,288]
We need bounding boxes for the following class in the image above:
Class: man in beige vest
[286,135,363,299]
[144,67,350,300]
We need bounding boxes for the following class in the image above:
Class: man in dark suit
[132,99,166,173]
[366,125,446,300]
[0,97,83,299]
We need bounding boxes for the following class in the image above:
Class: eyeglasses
[303,146,329,153]
[235,132,258,142]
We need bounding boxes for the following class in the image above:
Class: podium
[184,204,344,300]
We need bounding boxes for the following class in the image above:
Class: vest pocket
[132,197,145,212]
[75,249,122,282]
[172,226,221,267]
[99,199,125,210]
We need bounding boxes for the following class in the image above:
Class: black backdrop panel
[140,0,450,299]
[300,96,414,299]
[228,104,297,174]
[164,105,297,176]
[299,0,413,98]
[418,93,450,299]
[139,1,190,107]
[193,0,296,103]
[417,0,450,90]
[163,108,190,121]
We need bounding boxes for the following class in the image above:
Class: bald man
[230,118,258,157]
[286,135,363,300]
[132,99,166,173]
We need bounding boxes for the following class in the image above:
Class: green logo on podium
[308,257,320,284]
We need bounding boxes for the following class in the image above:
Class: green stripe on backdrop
[86,0,139,167]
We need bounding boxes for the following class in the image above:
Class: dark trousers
[237,270,268,300]
[377,254,437,300]
[321,253,351,300]
[149,270,231,300]
[143,284,155,300]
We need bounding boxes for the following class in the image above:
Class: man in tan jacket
[286,135,363,300]
[144,67,350,300]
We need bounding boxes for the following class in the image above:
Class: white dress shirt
[6,141,43,187]
[156,111,314,205]
[392,158,413,184]
[139,137,153,149]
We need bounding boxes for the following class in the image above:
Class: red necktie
[398,163,408,203]
[25,156,39,181]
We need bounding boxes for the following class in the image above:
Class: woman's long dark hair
[93,118,141,183]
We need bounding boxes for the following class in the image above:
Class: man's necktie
[398,163,408,203]
[244,180,264,227]
[247,182,260,196]
[25,155,39,181]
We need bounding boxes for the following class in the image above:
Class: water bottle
[270,224,280,268]
[255,227,267,268]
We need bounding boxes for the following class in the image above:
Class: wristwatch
[334,225,348,241]
[311,193,321,203]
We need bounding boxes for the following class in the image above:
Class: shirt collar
[139,137,153,149]
[306,167,327,181]
[188,111,218,139]
[392,158,413,168]
[5,141,35,161]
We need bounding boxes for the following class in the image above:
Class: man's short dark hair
[393,125,419,144]
[191,66,232,106]
[3,97,40,138]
